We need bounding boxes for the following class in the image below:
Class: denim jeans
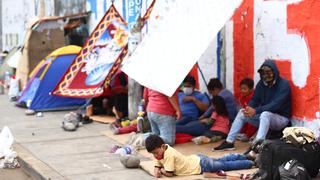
[176,116,196,125]
[198,153,253,172]
[226,110,289,142]
[147,111,176,146]
[176,121,210,136]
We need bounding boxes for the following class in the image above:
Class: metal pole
[127,0,143,119]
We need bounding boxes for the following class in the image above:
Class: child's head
[207,78,223,96]
[211,96,228,117]
[145,135,166,160]
[240,78,254,96]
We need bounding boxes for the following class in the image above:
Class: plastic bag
[0,126,14,158]
[8,78,19,99]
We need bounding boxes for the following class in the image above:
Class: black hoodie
[248,60,292,118]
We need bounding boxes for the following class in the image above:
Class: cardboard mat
[101,129,258,179]
[90,115,116,124]
[140,160,258,180]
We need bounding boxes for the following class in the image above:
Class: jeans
[226,110,289,142]
[198,153,253,173]
[176,121,210,136]
[147,111,176,146]
[176,116,196,125]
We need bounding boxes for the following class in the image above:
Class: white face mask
[183,87,193,96]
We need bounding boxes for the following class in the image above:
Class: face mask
[183,87,193,96]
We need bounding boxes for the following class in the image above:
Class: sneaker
[236,133,250,142]
[212,141,235,151]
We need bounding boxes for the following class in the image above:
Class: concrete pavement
[0,95,154,180]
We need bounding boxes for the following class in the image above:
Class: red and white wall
[226,0,320,135]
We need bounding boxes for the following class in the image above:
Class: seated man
[213,60,291,151]
[86,70,128,119]
[200,78,238,123]
[176,76,209,125]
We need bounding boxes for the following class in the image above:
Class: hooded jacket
[248,60,292,118]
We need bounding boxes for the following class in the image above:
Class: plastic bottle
[138,101,143,112]
[115,146,134,156]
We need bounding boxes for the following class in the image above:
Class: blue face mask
[183,87,193,96]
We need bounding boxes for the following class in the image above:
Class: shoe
[245,150,257,161]
[212,141,235,151]
[192,136,211,145]
[110,124,120,134]
[82,116,93,124]
[236,133,250,142]
[25,109,36,115]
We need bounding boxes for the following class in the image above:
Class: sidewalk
[0,95,153,180]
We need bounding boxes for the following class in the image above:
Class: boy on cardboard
[145,135,253,177]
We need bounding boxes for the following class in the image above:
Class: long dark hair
[212,96,228,117]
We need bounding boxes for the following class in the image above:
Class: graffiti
[233,0,320,120]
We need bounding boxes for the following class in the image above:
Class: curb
[13,143,64,180]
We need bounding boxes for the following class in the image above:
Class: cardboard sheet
[101,129,257,179]
[90,115,116,124]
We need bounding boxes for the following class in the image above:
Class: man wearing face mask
[213,60,291,151]
[176,76,209,126]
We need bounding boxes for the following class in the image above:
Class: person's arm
[254,81,291,114]
[160,168,174,177]
[168,94,182,120]
[154,166,162,178]
[248,82,262,108]
[199,105,214,119]
[192,96,209,112]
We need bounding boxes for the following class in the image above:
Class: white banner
[122,0,243,96]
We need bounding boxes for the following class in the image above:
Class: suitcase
[256,139,320,180]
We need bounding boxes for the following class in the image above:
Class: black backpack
[278,159,311,180]
[255,139,320,180]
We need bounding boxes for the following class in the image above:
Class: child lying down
[145,135,253,178]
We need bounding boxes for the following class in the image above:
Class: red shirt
[239,91,254,108]
[143,88,177,116]
[210,112,230,135]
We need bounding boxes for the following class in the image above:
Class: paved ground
[0,168,33,180]
[0,95,154,180]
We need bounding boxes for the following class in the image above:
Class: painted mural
[230,0,320,133]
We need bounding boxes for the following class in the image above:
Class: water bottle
[138,101,143,112]
[115,146,134,156]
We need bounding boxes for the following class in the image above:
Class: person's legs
[255,111,289,140]
[217,153,247,161]
[198,154,253,173]
[147,111,160,136]
[156,114,176,146]
[176,116,194,125]
[226,110,260,142]
[176,121,210,136]
[113,94,128,119]
[214,111,260,151]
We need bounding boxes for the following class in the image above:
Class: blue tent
[17,45,86,111]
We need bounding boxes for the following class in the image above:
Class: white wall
[2,0,35,51]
